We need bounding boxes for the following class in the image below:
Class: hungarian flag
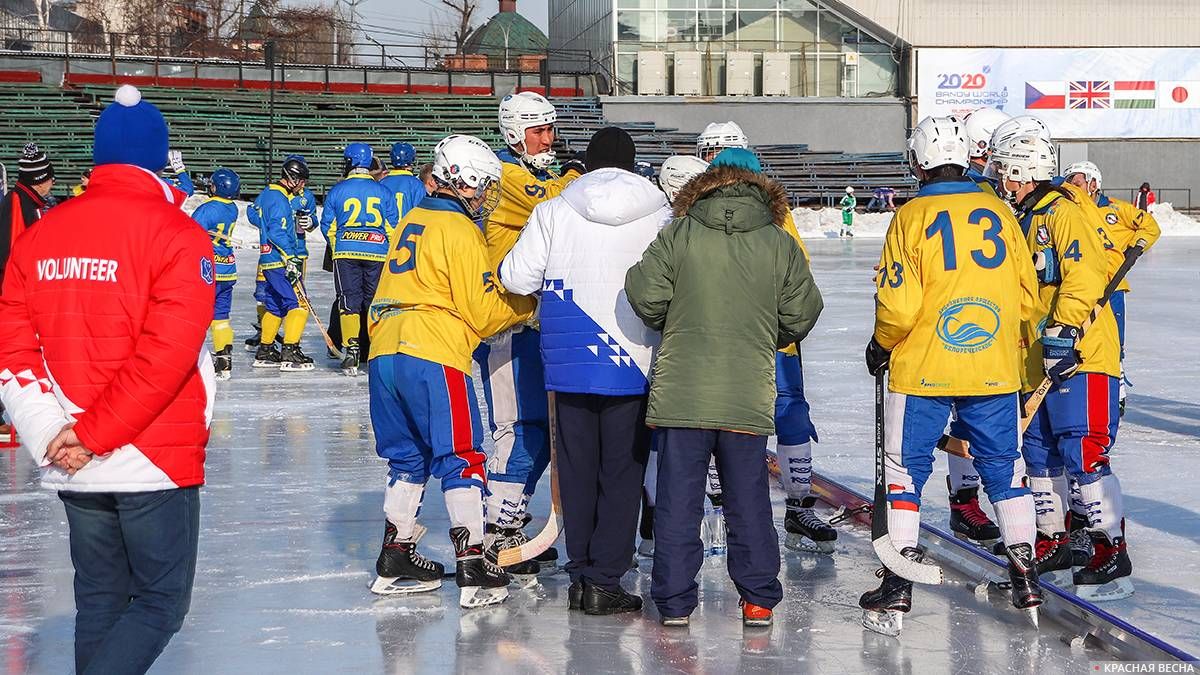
[1113,81,1155,108]
[1025,81,1066,109]
[1158,81,1200,108]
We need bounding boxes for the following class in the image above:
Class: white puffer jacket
[499,168,672,396]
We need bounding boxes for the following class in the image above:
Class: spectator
[625,148,823,627]
[500,127,670,615]
[867,185,896,212]
[839,186,857,237]
[1136,182,1156,211]
[72,168,92,197]
[0,143,55,285]
[0,85,214,675]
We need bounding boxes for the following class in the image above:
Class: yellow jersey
[874,179,1037,396]
[483,150,580,269]
[369,195,536,373]
[1096,193,1161,293]
[1018,188,1122,389]
[779,210,810,356]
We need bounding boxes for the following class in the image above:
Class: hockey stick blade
[497,391,563,566]
[872,534,944,585]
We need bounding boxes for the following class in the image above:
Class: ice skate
[784,497,838,554]
[1002,542,1043,627]
[213,346,232,380]
[1074,531,1134,602]
[279,343,315,372]
[370,522,444,595]
[484,524,538,589]
[340,339,361,376]
[859,547,920,637]
[244,323,261,352]
[1069,512,1094,569]
[1034,531,1073,586]
[949,486,1001,547]
[452,526,510,608]
[252,341,281,368]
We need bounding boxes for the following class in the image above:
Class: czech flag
[1025,81,1066,109]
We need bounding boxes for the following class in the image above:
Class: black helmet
[282,154,310,181]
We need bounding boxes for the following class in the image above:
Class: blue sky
[351,0,550,42]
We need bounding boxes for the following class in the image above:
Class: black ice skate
[252,341,281,368]
[1033,531,1073,586]
[370,522,444,595]
[341,339,361,376]
[1002,542,1043,626]
[784,497,838,554]
[485,524,539,587]
[1068,512,1094,569]
[245,322,262,351]
[213,346,233,381]
[279,343,315,372]
[859,547,920,637]
[948,485,1001,546]
[1074,529,1134,602]
[452,526,510,608]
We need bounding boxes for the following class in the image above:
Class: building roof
[463,10,548,56]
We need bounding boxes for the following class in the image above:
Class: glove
[1033,249,1060,285]
[295,210,314,232]
[167,150,186,174]
[864,337,890,376]
[284,258,303,286]
[560,158,586,176]
[1042,324,1081,384]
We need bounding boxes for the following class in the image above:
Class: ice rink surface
[1,235,1197,673]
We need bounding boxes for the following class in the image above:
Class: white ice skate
[1074,577,1134,602]
[459,585,510,609]
[861,608,904,637]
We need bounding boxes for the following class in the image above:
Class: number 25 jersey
[874,179,1037,396]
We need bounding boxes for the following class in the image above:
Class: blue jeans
[60,487,200,675]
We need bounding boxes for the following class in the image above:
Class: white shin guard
[887,505,921,552]
[992,494,1037,549]
[1030,474,1067,536]
[777,442,813,501]
[1068,476,1088,519]
[947,452,982,492]
[484,481,526,528]
[1079,474,1125,541]
[446,486,486,544]
[383,479,426,540]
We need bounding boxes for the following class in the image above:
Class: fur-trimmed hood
[671,166,790,233]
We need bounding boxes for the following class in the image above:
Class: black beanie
[586,126,636,172]
[18,143,53,185]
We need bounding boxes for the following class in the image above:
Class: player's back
[380,170,426,219]
[192,197,240,280]
[324,176,395,261]
[876,179,1034,396]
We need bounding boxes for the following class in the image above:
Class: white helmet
[990,115,1051,152]
[908,115,970,170]
[498,91,558,170]
[845,186,855,194]
[990,134,1058,187]
[433,134,503,216]
[696,121,748,157]
[658,155,709,204]
[963,107,1011,159]
[1064,160,1103,190]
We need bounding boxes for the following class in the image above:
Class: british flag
[1069,81,1112,109]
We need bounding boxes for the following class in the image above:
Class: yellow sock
[339,313,361,345]
[256,303,267,323]
[211,320,233,352]
[261,313,283,344]
[283,308,308,344]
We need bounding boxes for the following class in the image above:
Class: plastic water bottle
[703,504,727,556]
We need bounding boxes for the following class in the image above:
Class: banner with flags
[916,48,1200,138]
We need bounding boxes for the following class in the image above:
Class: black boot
[1003,542,1044,611]
[568,581,583,611]
[859,547,920,636]
[581,581,642,615]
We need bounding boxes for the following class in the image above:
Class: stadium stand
[0,82,915,203]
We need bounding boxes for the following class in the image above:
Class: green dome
[463,11,548,57]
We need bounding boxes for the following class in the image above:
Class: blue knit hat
[92,85,169,172]
[711,147,762,174]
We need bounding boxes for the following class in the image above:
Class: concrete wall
[1068,141,1200,210]
[600,96,909,153]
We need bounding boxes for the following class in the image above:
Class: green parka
[624,166,823,435]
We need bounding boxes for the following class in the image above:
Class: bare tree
[441,0,479,53]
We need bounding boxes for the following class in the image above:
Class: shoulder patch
[1105,213,1118,225]
[201,257,215,285]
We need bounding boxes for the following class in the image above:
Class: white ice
[1,228,1196,672]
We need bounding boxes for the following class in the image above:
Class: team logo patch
[936,297,1000,353]
[1036,223,1051,247]
[200,258,214,285]
[1105,213,1118,225]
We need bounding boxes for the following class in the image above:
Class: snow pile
[1148,203,1200,236]
[792,207,894,239]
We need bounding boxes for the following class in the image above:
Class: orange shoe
[740,599,772,627]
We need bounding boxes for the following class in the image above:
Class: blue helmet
[210,168,240,199]
[390,142,416,169]
[344,143,374,169]
[634,160,654,179]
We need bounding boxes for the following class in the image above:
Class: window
[665,10,698,41]
[617,10,660,42]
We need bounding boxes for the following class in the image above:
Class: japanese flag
[1158,82,1200,108]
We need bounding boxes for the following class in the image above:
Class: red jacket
[0,182,50,287]
[0,164,215,492]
